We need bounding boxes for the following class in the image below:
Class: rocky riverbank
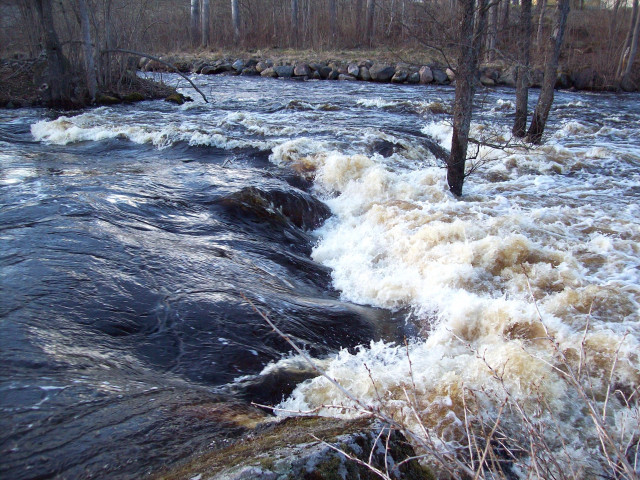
[0,57,178,109]
[139,49,637,93]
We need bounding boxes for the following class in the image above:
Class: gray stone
[260,67,277,78]
[240,67,258,76]
[293,63,311,76]
[255,60,273,73]
[480,75,495,87]
[419,66,433,84]
[446,68,455,82]
[391,70,408,83]
[369,64,396,82]
[232,59,245,72]
[338,74,357,81]
[274,65,294,78]
[358,66,371,81]
[497,66,516,87]
[407,72,421,84]
[347,63,360,77]
[432,68,449,84]
[327,69,340,80]
[318,66,333,79]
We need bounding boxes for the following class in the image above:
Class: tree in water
[512,0,532,138]
[526,0,570,144]
[33,0,74,108]
[447,0,488,197]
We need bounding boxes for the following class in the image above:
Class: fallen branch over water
[102,49,209,103]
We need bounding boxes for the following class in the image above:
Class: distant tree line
[2,0,638,87]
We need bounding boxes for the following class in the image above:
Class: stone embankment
[140,54,635,92]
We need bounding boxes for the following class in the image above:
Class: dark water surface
[2,76,639,479]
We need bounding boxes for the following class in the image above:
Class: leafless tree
[201,0,210,47]
[231,0,241,43]
[365,0,375,46]
[447,0,488,197]
[526,0,570,144]
[191,0,200,46]
[513,0,532,137]
[33,0,73,107]
[617,0,640,90]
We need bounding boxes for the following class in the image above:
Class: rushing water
[2,74,639,478]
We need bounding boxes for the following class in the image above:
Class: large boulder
[255,60,273,73]
[446,68,455,82]
[480,75,495,87]
[391,70,409,83]
[358,66,371,81]
[232,59,245,72]
[407,72,421,84]
[431,68,449,84]
[201,63,234,75]
[369,64,396,82]
[260,67,277,78]
[315,65,333,79]
[419,66,433,84]
[293,63,311,77]
[497,66,516,87]
[274,65,294,78]
[347,63,360,77]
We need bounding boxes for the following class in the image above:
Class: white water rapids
[29,76,640,477]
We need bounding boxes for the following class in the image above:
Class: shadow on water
[0,123,394,478]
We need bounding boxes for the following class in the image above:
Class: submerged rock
[216,186,331,230]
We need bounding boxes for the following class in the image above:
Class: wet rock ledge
[153,416,433,480]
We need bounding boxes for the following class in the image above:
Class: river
[1,74,639,478]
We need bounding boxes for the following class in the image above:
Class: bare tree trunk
[33,0,73,108]
[191,0,200,47]
[291,0,299,46]
[365,0,375,46]
[329,0,338,43]
[536,0,546,52]
[77,0,96,102]
[620,3,640,88]
[231,0,241,43]
[356,0,364,40]
[486,0,498,61]
[448,0,488,197]
[526,0,570,144]
[513,0,532,137]
[500,0,510,33]
[617,0,639,83]
[201,0,210,47]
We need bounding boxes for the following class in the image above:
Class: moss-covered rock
[96,94,122,105]
[153,417,434,480]
[122,92,146,103]
[165,93,185,105]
